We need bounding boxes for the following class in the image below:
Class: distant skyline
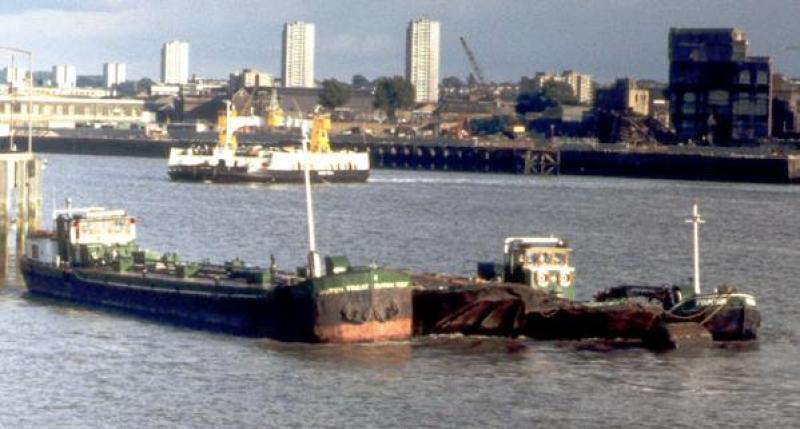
[0,0,798,84]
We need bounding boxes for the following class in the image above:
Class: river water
[0,154,797,428]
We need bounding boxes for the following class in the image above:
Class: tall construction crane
[459,36,487,86]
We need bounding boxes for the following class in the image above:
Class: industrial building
[406,18,440,104]
[772,74,800,137]
[281,22,315,88]
[0,94,152,129]
[668,28,772,145]
[230,69,274,91]
[529,71,593,105]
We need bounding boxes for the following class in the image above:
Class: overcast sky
[0,0,798,83]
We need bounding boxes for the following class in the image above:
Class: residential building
[52,65,77,89]
[406,18,440,104]
[595,78,651,116]
[281,22,315,88]
[77,75,105,88]
[668,28,772,144]
[530,71,593,105]
[0,67,26,87]
[230,68,274,92]
[103,63,126,88]
[562,71,593,105]
[161,40,190,84]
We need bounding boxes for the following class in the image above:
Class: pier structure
[0,47,43,278]
[0,152,43,276]
[334,140,560,175]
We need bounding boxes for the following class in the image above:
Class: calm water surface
[0,154,797,428]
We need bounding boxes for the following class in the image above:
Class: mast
[9,54,14,151]
[301,118,321,278]
[685,203,705,295]
[224,100,233,149]
[27,51,32,153]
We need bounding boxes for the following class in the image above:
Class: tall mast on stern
[685,203,705,295]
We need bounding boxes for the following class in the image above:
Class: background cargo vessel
[167,101,369,183]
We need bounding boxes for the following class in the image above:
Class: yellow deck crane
[216,97,330,153]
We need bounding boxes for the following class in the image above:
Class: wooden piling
[0,152,42,279]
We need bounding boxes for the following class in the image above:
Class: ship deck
[71,262,304,291]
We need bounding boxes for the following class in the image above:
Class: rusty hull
[412,274,687,350]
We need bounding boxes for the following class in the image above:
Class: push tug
[594,204,760,341]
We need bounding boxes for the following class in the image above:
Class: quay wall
[558,149,797,184]
[28,136,797,183]
[31,136,185,158]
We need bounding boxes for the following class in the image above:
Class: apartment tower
[103,63,127,89]
[161,41,190,85]
[282,22,315,88]
[406,18,440,104]
[52,64,76,89]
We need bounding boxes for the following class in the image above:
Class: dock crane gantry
[459,36,487,86]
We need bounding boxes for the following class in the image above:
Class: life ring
[559,272,573,287]
[341,303,368,324]
[535,271,548,286]
[373,300,400,322]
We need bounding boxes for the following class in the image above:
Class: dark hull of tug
[667,305,761,341]
[20,259,411,343]
[168,165,369,184]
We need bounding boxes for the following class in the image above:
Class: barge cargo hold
[21,207,412,343]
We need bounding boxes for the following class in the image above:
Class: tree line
[318,75,415,120]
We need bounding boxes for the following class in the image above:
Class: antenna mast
[685,203,705,295]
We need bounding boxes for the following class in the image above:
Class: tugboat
[167,102,369,184]
[594,204,760,341]
[476,236,576,299]
[21,121,410,343]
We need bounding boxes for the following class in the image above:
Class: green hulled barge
[21,207,412,343]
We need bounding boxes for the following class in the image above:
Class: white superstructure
[168,146,369,174]
[167,103,369,182]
